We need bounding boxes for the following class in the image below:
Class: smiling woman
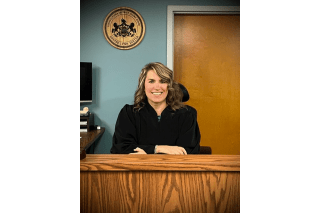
[110,62,201,155]
[134,62,185,112]
[144,69,169,113]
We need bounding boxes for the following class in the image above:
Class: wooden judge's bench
[80,154,240,213]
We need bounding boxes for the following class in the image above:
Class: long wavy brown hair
[133,62,185,112]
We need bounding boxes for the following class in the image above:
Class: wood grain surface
[81,171,239,213]
[81,155,240,213]
[80,128,105,151]
[80,154,240,171]
[174,14,240,155]
[80,128,105,159]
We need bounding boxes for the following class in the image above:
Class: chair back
[179,83,212,154]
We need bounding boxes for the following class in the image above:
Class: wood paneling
[80,155,240,213]
[80,154,240,171]
[174,15,240,155]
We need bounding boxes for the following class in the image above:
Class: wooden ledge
[80,154,240,172]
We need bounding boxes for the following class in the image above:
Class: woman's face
[144,69,168,106]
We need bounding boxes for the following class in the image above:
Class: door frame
[166,5,240,71]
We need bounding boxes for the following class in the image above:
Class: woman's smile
[152,92,163,95]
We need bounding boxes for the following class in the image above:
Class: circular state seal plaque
[103,7,146,50]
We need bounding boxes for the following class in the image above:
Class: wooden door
[174,14,240,155]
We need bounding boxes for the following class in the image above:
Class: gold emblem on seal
[103,7,146,50]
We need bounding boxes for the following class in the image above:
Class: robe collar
[144,100,172,117]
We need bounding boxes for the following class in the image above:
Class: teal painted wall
[80,0,240,154]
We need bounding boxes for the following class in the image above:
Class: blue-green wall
[80,0,240,154]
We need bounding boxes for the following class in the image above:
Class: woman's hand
[156,145,187,155]
[129,147,147,154]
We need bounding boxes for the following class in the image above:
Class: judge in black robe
[110,62,200,154]
[110,101,200,154]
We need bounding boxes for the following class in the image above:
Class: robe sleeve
[110,105,156,154]
[175,106,201,154]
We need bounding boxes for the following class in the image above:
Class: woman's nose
[154,82,160,89]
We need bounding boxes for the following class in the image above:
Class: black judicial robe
[110,102,200,154]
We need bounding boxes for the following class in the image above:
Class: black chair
[179,84,212,154]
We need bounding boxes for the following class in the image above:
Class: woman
[110,62,200,154]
